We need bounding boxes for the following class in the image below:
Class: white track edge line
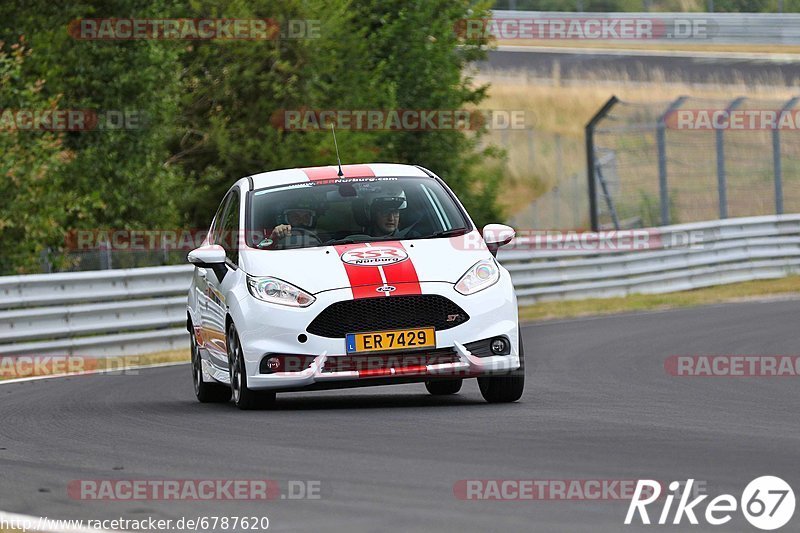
[0,361,188,386]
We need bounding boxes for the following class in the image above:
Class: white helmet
[365,183,406,214]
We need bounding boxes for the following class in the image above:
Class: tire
[227,322,276,410]
[191,326,232,403]
[425,379,463,395]
[478,329,525,403]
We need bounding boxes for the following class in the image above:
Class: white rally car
[186,163,523,409]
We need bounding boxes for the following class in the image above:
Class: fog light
[490,337,509,355]
[266,357,281,371]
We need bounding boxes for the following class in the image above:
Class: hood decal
[334,242,421,299]
[340,246,408,266]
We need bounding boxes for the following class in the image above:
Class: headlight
[455,259,500,295]
[246,276,315,307]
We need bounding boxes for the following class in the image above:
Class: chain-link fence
[587,95,800,230]
[477,127,588,231]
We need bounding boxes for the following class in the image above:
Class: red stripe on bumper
[358,365,428,378]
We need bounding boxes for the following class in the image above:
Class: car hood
[239,231,492,295]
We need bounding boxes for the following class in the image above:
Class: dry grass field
[474,72,800,225]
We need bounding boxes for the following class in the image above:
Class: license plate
[345,327,435,354]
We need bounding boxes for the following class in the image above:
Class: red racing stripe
[379,242,422,296]
[334,243,384,299]
[301,164,375,181]
[335,241,422,299]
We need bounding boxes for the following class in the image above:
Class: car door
[202,187,241,370]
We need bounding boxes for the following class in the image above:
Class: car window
[218,189,240,265]
[208,194,230,245]
[247,176,470,250]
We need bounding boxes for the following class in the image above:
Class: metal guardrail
[0,265,193,356]
[1,215,799,356]
[503,214,800,304]
[493,11,800,46]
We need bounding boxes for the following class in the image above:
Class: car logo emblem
[376,285,396,293]
[446,314,460,322]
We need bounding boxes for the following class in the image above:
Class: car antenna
[331,123,344,177]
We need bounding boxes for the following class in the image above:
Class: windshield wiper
[419,227,468,239]
[325,238,358,246]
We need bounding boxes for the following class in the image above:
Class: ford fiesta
[186,163,523,409]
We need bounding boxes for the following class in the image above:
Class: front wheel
[227,322,276,410]
[191,327,232,403]
[478,329,525,403]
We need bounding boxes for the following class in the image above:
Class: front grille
[322,348,460,373]
[306,295,469,338]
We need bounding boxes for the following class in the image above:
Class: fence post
[657,96,688,226]
[596,163,620,230]
[39,247,52,274]
[99,240,109,270]
[585,96,619,231]
[773,97,798,215]
[716,97,745,219]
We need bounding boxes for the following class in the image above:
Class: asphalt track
[483,48,800,85]
[1,299,799,532]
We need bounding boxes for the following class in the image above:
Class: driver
[269,206,317,241]
[366,185,407,237]
[260,197,321,247]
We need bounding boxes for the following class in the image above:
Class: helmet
[275,193,323,229]
[365,183,407,216]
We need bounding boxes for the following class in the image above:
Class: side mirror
[188,245,227,280]
[482,224,515,257]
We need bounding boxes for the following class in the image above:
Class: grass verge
[519,276,800,322]
[0,349,189,381]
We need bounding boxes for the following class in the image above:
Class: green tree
[0,37,68,273]
[173,0,504,228]
[1,0,184,272]
[1,0,507,273]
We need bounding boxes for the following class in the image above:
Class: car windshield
[247,176,470,250]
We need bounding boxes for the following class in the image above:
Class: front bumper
[213,280,519,392]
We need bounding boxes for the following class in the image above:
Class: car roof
[247,163,431,190]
